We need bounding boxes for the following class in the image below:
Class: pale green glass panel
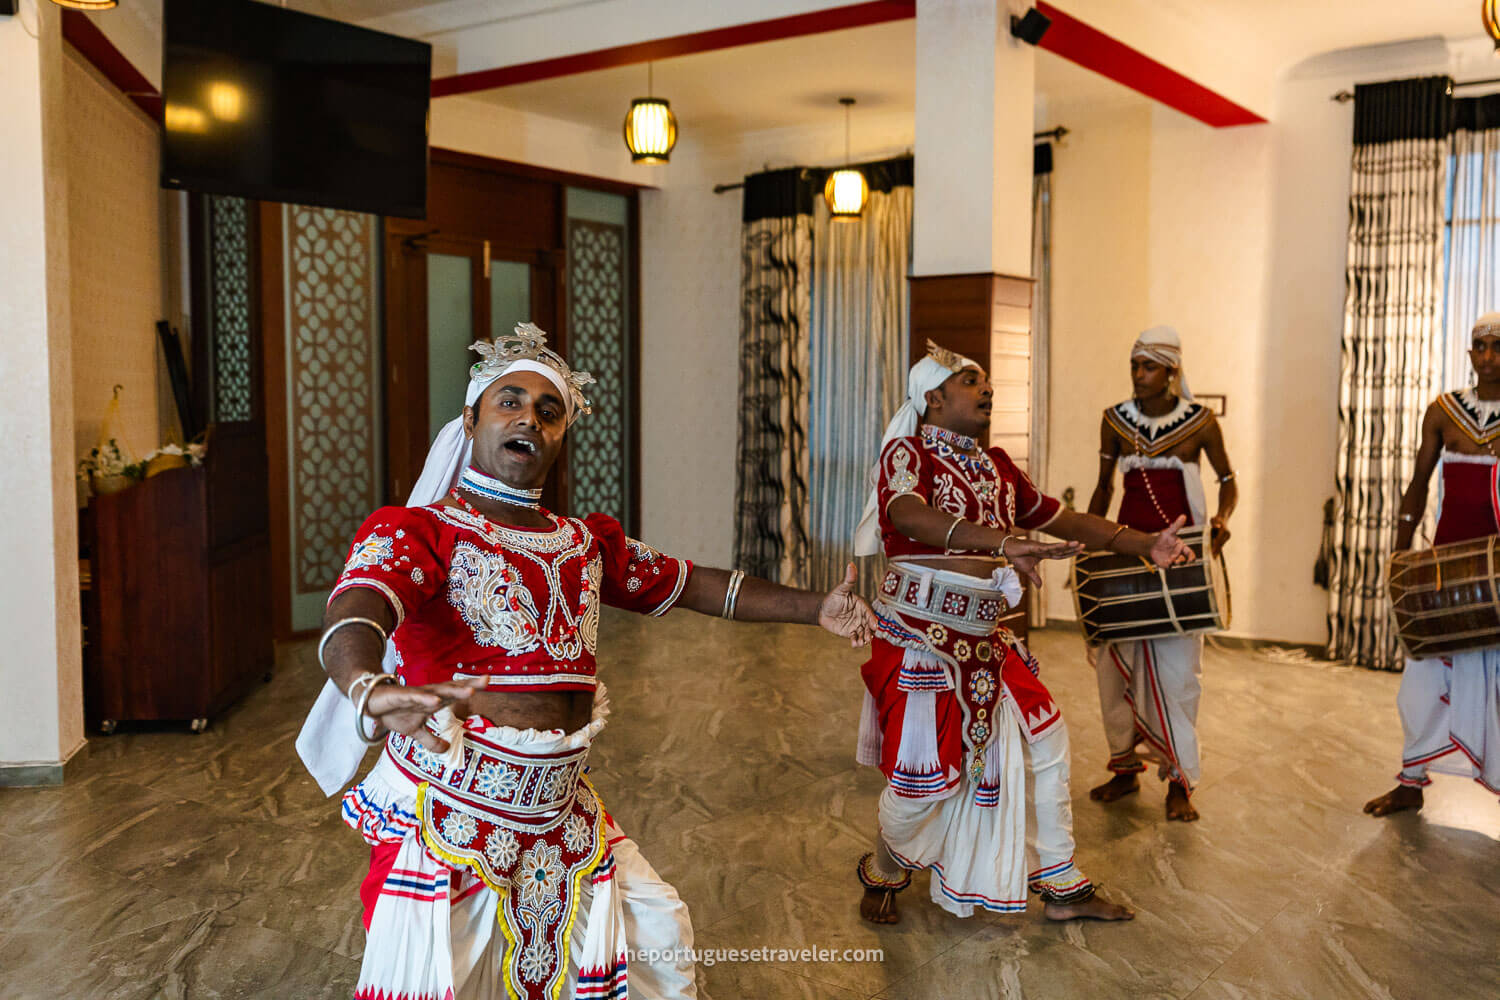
[428,253,473,440]
[565,186,631,522]
[490,260,531,341]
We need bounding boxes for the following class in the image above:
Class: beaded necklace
[457,465,543,510]
[1129,398,1176,529]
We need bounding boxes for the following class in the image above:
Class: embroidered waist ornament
[876,562,1028,786]
[386,719,607,1000]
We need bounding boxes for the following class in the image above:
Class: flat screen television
[161,0,431,219]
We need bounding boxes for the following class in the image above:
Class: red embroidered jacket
[331,504,693,693]
[875,427,1062,557]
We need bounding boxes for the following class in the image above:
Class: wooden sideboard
[80,444,272,732]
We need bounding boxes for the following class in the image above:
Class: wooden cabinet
[80,446,272,732]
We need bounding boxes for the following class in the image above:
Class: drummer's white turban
[1131,325,1194,402]
[1472,312,1500,341]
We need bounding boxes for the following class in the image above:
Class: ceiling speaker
[1010,8,1051,46]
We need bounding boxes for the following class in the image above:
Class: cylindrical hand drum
[1070,525,1231,643]
[1388,536,1500,658]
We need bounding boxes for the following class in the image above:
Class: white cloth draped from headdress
[852,351,982,557]
[295,357,578,795]
[1131,325,1194,402]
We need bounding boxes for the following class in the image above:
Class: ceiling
[1199,0,1482,75]
[450,19,1145,142]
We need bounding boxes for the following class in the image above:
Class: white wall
[1038,102,1154,623]
[0,5,84,770]
[634,111,916,566]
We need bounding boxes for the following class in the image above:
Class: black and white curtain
[733,160,914,589]
[1030,143,1054,626]
[1328,78,1450,669]
[733,169,814,586]
[807,158,914,593]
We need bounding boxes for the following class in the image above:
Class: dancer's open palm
[819,563,877,648]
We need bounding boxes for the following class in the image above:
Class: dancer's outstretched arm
[676,563,877,647]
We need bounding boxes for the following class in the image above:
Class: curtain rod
[1331,77,1500,103]
[712,127,1067,193]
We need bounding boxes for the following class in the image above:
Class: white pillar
[0,4,84,781]
[912,0,1035,277]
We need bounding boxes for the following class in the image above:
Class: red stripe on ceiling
[1035,2,1264,127]
[430,0,916,98]
[61,9,163,123]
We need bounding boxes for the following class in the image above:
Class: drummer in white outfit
[1085,326,1237,822]
[1366,312,1500,816]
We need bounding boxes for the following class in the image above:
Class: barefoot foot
[1165,781,1199,822]
[1363,785,1423,816]
[859,887,901,925]
[1089,772,1140,803]
[1044,891,1135,922]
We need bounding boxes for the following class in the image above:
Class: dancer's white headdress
[1131,325,1193,402]
[852,341,982,556]
[296,322,593,796]
[1472,312,1500,341]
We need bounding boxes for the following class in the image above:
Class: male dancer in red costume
[298,324,875,1000]
[1086,326,1236,822]
[852,341,1191,925]
[1365,312,1500,815]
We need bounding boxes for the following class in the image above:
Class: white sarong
[1397,650,1500,795]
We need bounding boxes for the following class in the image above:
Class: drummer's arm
[1088,419,1119,517]
[1203,417,1237,552]
[1396,404,1445,551]
[888,494,1009,552]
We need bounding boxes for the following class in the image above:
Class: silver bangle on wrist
[318,616,388,673]
[349,671,397,746]
[722,569,747,620]
[943,516,964,554]
[997,534,1013,560]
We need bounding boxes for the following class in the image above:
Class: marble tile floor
[1,612,1497,999]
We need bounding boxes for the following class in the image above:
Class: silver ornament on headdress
[925,339,968,374]
[469,321,596,416]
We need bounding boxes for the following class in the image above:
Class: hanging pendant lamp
[50,0,118,8]
[824,97,868,220]
[623,63,678,164]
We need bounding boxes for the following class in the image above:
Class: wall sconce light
[50,0,119,10]
[623,63,678,164]
[824,97,868,220]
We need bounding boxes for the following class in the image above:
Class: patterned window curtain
[1328,77,1451,669]
[807,157,913,595]
[1029,143,1054,627]
[733,169,814,586]
[1441,95,1500,391]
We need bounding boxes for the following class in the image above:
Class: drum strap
[1157,565,1185,634]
